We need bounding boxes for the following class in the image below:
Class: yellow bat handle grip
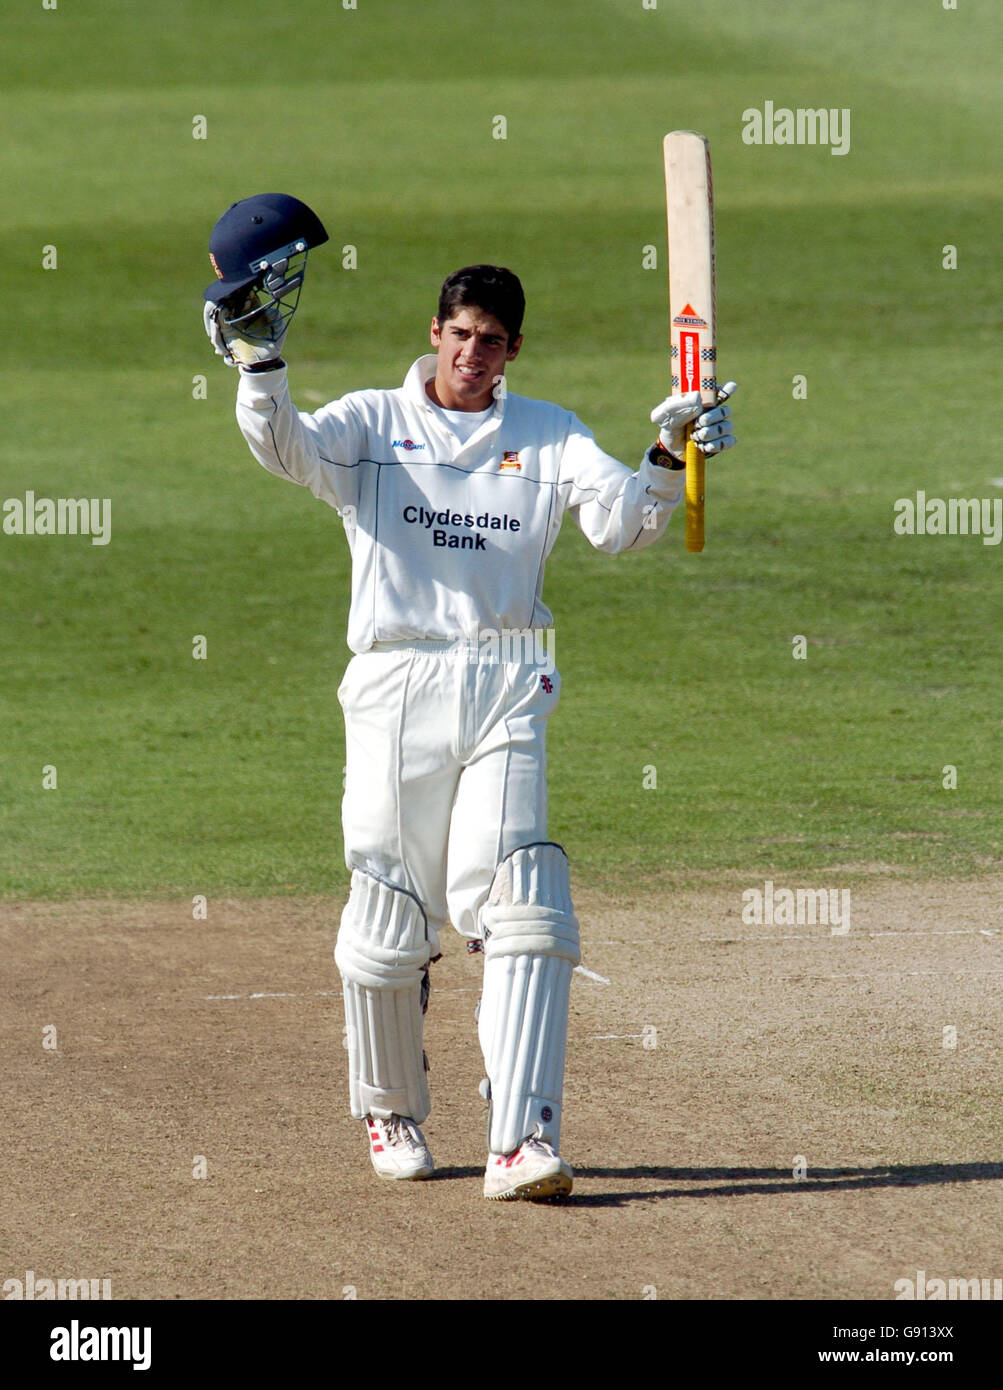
[684,426,705,553]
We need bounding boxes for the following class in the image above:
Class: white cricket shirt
[236,355,685,653]
[430,403,493,444]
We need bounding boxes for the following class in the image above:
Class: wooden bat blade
[664,130,716,553]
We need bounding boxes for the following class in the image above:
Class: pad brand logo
[393,438,426,452]
[500,452,521,471]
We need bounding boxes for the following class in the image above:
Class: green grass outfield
[1,0,999,899]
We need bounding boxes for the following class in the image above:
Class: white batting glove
[649,381,738,459]
[203,292,288,369]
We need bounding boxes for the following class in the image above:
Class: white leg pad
[334,868,432,1123]
[478,842,581,1155]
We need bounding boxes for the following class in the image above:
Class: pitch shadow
[561,1160,1003,1207]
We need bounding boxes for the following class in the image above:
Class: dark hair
[436,265,525,343]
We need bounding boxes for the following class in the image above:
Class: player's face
[429,306,522,411]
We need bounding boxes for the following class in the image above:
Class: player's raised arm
[558,386,736,555]
[201,193,363,515]
[557,416,680,553]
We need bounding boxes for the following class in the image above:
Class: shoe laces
[523,1134,557,1159]
[381,1115,421,1152]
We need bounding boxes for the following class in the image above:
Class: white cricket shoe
[484,1135,573,1201]
[366,1114,435,1181]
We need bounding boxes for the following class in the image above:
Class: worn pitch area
[2,877,1000,1301]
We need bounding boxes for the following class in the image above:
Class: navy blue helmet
[204,193,328,342]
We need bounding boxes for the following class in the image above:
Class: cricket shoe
[366,1114,434,1181]
[484,1135,573,1201]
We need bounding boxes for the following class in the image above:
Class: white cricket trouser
[338,640,559,940]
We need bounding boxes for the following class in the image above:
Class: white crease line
[575,965,610,985]
[694,929,999,943]
[869,928,999,938]
[206,989,342,1001]
[591,929,999,945]
[590,1033,645,1040]
[208,973,614,1000]
[778,968,1003,980]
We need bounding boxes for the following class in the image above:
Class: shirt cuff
[646,441,686,470]
[236,361,288,403]
[640,448,687,497]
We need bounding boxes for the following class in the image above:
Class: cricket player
[204,205,736,1200]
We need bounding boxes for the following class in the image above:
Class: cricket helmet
[203,192,329,342]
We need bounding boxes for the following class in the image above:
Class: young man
[205,231,736,1200]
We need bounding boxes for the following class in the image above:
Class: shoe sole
[372,1163,435,1181]
[485,1170,573,1202]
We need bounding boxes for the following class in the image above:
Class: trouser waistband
[368,638,475,655]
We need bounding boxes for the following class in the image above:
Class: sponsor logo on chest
[402,504,521,553]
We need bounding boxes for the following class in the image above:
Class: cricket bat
[663,130,716,553]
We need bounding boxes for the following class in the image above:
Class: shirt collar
[404,354,507,421]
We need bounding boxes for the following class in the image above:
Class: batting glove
[203,291,288,370]
[649,381,738,460]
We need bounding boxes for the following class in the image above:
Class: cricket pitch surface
[3,875,1000,1301]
